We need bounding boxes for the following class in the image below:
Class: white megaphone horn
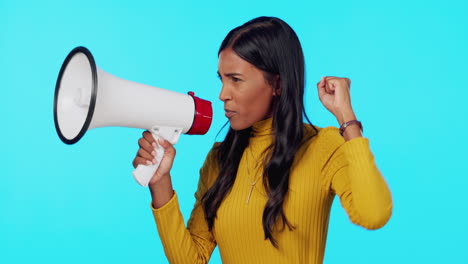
[54,46,213,187]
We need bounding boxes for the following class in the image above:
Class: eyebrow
[217,71,244,78]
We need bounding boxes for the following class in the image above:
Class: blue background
[1,0,467,263]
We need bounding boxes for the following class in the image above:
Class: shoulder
[303,124,344,148]
[299,124,345,162]
[205,142,221,162]
[315,126,345,147]
[199,142,221,188]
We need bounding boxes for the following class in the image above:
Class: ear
[273,75,281,96]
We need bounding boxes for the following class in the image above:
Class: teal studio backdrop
[1,0,467,263]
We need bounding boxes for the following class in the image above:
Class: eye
[232,76,241,83]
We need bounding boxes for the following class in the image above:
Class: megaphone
[54,46,213,186]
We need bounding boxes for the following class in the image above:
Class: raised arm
[321,130,393,229]
[317,76,392,229]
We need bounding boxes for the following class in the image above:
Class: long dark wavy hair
[201,16,317,248]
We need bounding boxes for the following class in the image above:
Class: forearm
[149,143,217,263]
[336,109,362,141]
[149,174,174,209]
[152,193,214,264]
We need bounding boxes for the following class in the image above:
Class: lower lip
[225,111,236,118]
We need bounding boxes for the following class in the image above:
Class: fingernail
[152,159,157,165]
[146,160,152,165]
[152,142,156,147]
[151,151,156,156]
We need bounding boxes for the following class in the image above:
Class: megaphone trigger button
[151,127,159,134]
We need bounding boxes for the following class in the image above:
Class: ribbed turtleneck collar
[251,117,274,141]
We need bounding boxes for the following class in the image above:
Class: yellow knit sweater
[151,118,392,263]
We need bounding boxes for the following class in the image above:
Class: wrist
[336,110,356,125]
[333,103,355,124]
[149,175,174,209]
[339,119,362,135]
[149,173,172,191]
[341,123,362,140]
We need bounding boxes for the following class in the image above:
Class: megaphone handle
[132,133,165,187]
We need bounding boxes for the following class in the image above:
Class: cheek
[238,88,273,117]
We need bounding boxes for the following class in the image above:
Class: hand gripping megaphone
[54,46,213,186]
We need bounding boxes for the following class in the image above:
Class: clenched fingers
[133,156,153,168]
[138,135,155,155]
[143,131,155,144]
[137,147,155,162]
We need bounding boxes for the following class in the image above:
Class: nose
[218,83,232,102]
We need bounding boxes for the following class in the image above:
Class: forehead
[218,48,257,74]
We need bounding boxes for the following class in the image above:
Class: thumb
[158,138,175,155]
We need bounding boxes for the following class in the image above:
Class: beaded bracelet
[339,120,363,136]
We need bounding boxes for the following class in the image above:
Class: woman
[133,16,392,263]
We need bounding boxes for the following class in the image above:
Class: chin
[229,120,250,131]
[229,123,245,131]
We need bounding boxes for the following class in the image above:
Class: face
[218,48,276,131]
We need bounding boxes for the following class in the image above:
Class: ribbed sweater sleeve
[150,145,218,264]
[321,127,393,230]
